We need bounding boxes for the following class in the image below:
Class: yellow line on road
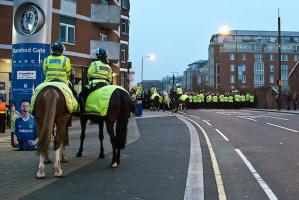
[179,115,227,200]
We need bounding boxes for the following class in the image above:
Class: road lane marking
[179,115,227,200]
[237,116,257,122]
[263,116,288,121]
[215,129,230,141]
[235,149,278,200]
[178,117,204,200]
[189,114,200,119]
[266,123,299,133]
[202,120,212,126]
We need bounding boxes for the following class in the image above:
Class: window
[238,64,246,83]
[60,16,75,44]
[230,64,235,72]
[121,0,129,9]
[270,65,274,73]
[120,44,127,63]
[281,65,288,86]
[254,63,264,86]
[230,75,235,83]
[270,75,274,84]
[100,33,107,41]
[229,54,235,61]
[269,54,274,61]
[294,55,299,61]
[241,54,246,60]
[254,54,263,62]
[121,19,129,35]
[281,54,288,61]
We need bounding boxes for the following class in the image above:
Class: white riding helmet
[176,83,181,87]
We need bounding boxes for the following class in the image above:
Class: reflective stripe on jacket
[87,61,112,85]
[43,55,71,83]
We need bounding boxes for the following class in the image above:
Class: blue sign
[12,43,50,111]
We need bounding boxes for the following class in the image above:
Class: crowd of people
[129,84,257,110]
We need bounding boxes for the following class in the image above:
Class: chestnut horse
[76,88,131,168]
[32,86,71,178]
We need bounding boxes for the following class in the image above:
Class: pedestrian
[293,93,298,111]
[10,101,21,147]
[287,93,292,110]
[13,99,38,150]
[0,97,6,133]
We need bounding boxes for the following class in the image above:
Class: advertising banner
[12,0,52,111]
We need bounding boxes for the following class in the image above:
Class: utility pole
[277,8,282,110]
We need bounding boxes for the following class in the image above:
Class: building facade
[209,30,299,91]
[184,60,209,91]
[0,0,131,103]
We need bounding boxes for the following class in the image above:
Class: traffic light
[276,80,283,86]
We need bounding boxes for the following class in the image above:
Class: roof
[187,60,208,66]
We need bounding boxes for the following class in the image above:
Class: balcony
[91,4,121,30]
[90,40,120,61]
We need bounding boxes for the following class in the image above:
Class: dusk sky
[130,0,299,84]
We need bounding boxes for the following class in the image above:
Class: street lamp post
[235,30,238,89]
[141,54,155,89]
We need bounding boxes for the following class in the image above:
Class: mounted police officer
[150,84,157,95]
[79,48,113,112]
[175,83,183,101]
[43,40,77,97]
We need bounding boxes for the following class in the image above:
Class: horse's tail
[116,89,130,149]
[37,89,57,155]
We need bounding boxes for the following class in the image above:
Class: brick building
[209,30,299,92]
[0,0,132,103]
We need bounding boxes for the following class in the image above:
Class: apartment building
[209,30,299,91]
[184,60,209,91]
[0,0,131,102]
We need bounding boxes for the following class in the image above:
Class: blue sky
[129,0,299,84]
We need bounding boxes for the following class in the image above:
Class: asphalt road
[181,109,299,200]
[2,109,299,199]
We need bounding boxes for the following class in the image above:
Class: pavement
[0,111,178,200]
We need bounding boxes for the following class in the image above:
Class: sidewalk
[245,108,299,114]
[0,115,140,200]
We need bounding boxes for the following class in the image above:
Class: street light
[141,54,155,88]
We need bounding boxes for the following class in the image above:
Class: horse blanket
[30,82,78,113]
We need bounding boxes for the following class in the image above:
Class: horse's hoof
[36,168,46,179]
[76,152,82,157]
[36,175,46,179]
[111,162,118,168]
[98,153,105,159]
[44,159,52,164]
[54,167,63,177]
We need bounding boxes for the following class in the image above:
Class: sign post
[12,0,52,111]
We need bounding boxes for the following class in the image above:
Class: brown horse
[32,86,71,178]
[76,88,131,168]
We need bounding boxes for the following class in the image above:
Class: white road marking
[215,129,230,141]
[178,117,204,200]
[263,115,288,121]
[136,115,175,119]
[237,116,257,122]
[189,114,200,119]
[202,120,212,126]
[266,123,299,133]
[235,149,278,200]
[180,115,227,200]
